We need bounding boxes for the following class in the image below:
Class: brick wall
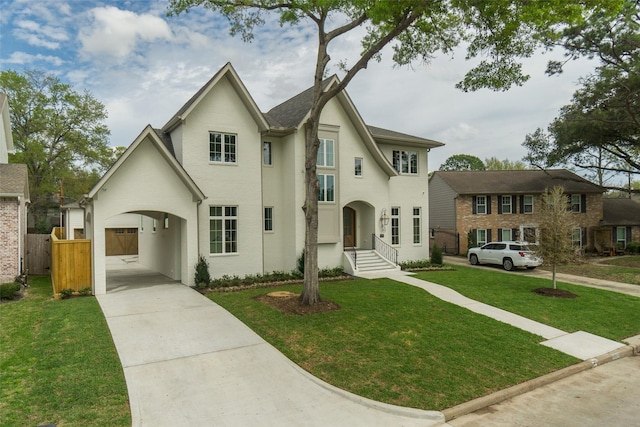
[456,193,604,254]
[0,198,19,283]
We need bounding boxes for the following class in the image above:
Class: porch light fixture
[380,209,390,229]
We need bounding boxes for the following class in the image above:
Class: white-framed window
[616,227,627,248]
[263,141,272,165]
[354,157,362,177]
[522,226,537,243]
[572,227,583,247]
[570,194,581,212]
[500,228,512,241]
[523,195,534,214]
[391,207,400,245]
[412,207,421,244]
[209,132,237,163]
[264,207,273,232]
[501,195,512,214]
[317,174,335,202]
[163,213,169,229]
[475,195,487,214]
[476,229,487,246]
[317,138,334,167]
[392,150,418,175]
[209,206,238,254]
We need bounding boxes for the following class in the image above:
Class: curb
[442,345,636,422]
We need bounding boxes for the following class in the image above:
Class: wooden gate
[50,228,91,294]
[25,234,51,275]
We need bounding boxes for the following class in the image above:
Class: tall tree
[523,0,640,191]
[169,0,620,305]
[439,154,486,171]
[536,186,577,289]
[0,70,112,229]
[484,156,529,170]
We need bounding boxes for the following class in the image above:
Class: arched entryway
[342,201,375,250]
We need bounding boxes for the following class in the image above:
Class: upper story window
[354,157,362,177]
[475,195,487,214]
[501,195,512,214]
[570,194,581,212]
[392,150,418,175]
[210,132,237,163]
[317,138,334,167]
[523,195,533,214]
[317,174,335,202]
[263,141,272,165]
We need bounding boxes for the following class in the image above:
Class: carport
[82,126,205,295]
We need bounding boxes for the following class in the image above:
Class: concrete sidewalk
[97,260,444,427]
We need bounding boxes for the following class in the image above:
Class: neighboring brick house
[597,198,640,253]
[428,169,605,255]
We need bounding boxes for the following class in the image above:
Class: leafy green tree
[0,69,112,227]
[169,0,620,305]
[484,156,529,170]
[524,0,640,191]
[536,186,577,289]
[440,154,485,171]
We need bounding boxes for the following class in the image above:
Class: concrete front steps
[343,249,400,276]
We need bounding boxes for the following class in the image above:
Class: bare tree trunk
[552,262,557,290]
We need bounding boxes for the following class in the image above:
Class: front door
[343,207,356,248]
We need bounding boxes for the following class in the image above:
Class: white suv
[468,241,542,271]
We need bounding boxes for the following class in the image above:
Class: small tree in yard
[536,186,577,289]
[168,0,621,305]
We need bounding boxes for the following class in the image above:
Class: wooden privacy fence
[25,234,51,275]
[50,228,92,295]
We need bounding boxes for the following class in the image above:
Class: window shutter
[519,196,524,213]
[486,195,492,214]
[612,227,616,245]
[512,228,519,241]
[472,196,477,214]
[512,195,518,214]
[497,195,503,214]
[487,229,492,242]
[582,228,587,247]
[627,227,633,244]
[497,228,502,240]
[581,194,587,213]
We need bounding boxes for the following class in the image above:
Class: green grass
[0,276,130,427]
[415,265,640,341]
[544,256,640,285]
[210,279,577,410]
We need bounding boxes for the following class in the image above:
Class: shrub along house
[82,63,444,295]
[428,169,606,255]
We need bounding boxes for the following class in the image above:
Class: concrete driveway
[98,259,444,427]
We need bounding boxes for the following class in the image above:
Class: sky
[0,0,599,172]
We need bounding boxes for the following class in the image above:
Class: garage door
[106,228,139,256]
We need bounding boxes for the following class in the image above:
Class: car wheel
[502,258,514,271]
[469,254,479,265]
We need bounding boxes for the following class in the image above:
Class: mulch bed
[254,291,341,315]
[532,287,578,299]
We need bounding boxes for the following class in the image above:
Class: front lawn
[0,276,130,427]
[210,278,577,410]
[415,265,640,341]
[543,256,640,285]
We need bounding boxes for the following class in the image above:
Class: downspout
[17,196,22,275]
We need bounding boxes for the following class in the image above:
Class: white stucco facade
[83,63,443,294]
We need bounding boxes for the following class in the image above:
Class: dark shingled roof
[433,170,604,194]
[265,77,334,129]
[602,198,640,225]
[0,163,29,198]
[153,128,175,157]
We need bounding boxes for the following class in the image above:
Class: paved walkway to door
[97,258,444,427]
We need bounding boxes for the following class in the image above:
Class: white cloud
[79,6,173,62]
[3,51,64,66]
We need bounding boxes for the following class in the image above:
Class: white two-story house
[82,63,443,294]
